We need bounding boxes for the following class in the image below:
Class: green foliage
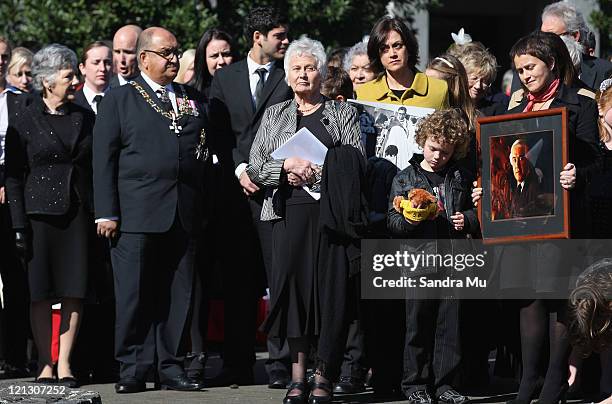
[590,0,611,56]
[0,0,434,56]
[0,0,217,55]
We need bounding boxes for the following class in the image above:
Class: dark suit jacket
[580,54,612,91]
[108,75,120,89]
[1,92,32,186]
[508,83,599,237]
[5,97,95,229]
[93,74,209,235]
[208,59,293,172]
[73,88,93,113]
[510,173,543,218]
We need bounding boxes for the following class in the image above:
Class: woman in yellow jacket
[356,16,448,108]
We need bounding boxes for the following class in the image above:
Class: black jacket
[0,92,32,186]
[208,59,293,172]
[93,74,209,234]
[580,54,612,91]
[508,83,599,237]
[387,155,478,238]
[5,97,95,229]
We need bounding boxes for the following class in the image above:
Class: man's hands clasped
[97,220,119,239]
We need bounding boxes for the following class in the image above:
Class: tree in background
[589,0,611,58]
[0,0,435,56]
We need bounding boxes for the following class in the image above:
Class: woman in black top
[247,37,364,404]
[481,32,599,404]
[5,44,96,388]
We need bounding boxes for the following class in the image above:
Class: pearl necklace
[297,97,322,114]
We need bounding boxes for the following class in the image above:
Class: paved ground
[0,353,589,403]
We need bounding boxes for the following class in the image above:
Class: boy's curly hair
[568,259,612,355]
[415,109,470,159]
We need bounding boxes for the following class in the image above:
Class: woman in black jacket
[5,44,96,388]
[472,32,599,404]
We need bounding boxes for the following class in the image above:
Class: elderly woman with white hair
[343,41,376,91]
[247,36,364,404]
[5,44,96,388]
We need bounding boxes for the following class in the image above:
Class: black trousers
[111,219,194,381]
[336,274,366,380]
[0,202,29,368]
[402,298,461,397]
[248,199,291,375]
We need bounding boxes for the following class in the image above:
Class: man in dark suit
[540,1,612,90]
[508,140,547,218]
[94,27,209,394]
[109,25,142,88]
[208,6,293,388]
[74,41,112,114]
[0,37,30,377]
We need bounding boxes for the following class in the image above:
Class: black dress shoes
[283,381,309,404]
[268,369,290,389]
[57,377,79,388]
[115,377,146,394]
[333,376,366,394]
[160,374,205,391]
[309,381,333,404]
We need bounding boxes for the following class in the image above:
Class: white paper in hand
[271,127,327,200]
[271,127,327,165]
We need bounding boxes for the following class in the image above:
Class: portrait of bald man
[508,139,550,218]
[109,24,142,87]
[93,27,210,393]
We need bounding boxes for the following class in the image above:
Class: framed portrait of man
[476,108,569,244]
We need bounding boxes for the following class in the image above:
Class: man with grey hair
[540,1,612,90]
[109,24,142,87]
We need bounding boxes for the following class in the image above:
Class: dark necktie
[254,67,267,108]
[93,94,103,105]
[156,87,173,112]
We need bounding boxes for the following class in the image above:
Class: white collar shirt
[82,83,107,115]
[246,52,275,106]
[141,72,177,114]
[0,89,9,166]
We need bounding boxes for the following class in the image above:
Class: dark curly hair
[415,109,470,159]
[568,258,612,355]
[245,6,288,46]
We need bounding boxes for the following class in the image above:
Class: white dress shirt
[0,90,9,166]
[235,54,275,179]
[141,72,178,114]
[82,84,107,114]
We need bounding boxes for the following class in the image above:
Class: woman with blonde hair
[6,47,34,93]
[175,48,195,84]
[425,54,476,130]
[426,54,478,177]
